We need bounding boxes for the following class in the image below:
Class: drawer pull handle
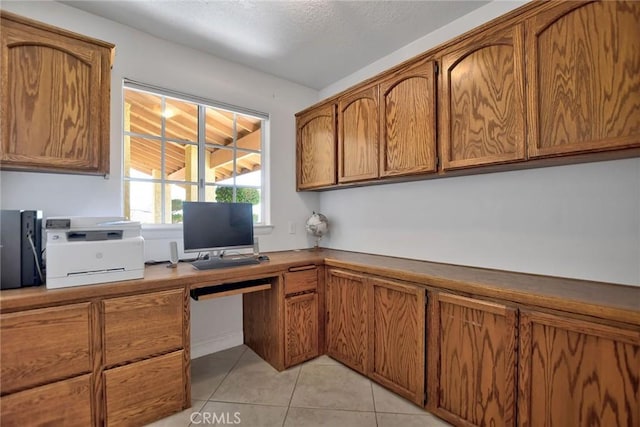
[288,265,317,272]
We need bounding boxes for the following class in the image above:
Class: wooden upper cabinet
[296,104,337,190]
[526,1,640,158]
[519,310,640,426]
[0,12,113,175]
[440,24,526,170]
[338,85,379,183]
[379,58,437,177]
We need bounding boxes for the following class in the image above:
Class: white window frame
[122,79,270,227]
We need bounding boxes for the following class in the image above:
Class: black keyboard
[191,257,260,270]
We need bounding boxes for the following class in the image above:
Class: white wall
[319,0,529,98]
[0,0,321,356]
[321,159,640,286]
[319,0,640,286]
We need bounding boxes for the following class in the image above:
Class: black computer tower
[1,210,43,289]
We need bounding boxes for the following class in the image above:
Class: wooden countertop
[0,250,325,313]
[1,249,638,326]
[321,250,640,326]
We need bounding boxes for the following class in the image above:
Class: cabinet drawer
[0,303,91,394]
[103,289,184,367]
[0,374,92,427]
[284,266,318,295]
[104,350,185,427]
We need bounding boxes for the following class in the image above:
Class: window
[122,81,267,225]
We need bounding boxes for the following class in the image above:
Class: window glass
[123,86,266,224]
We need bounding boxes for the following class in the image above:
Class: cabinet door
[368,277,426,405]
[0,303,91,394]
[338,85,379,183]
[104,350,185,427]
[519,310,640,427]
[428,292,517,427]
[440,24,526,170]
[285,292,319,367]
[103,289,184,367]
[0,374,92,427]
[0,13,112,175]
[326,269,369,374]
[296,104,337,190]
[379,58,437,177]
[526,1,640,158]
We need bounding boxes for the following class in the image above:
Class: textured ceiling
[61,0,489,90]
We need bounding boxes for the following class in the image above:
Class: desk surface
[1,249,638,325]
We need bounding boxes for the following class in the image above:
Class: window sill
[141,223,274,240]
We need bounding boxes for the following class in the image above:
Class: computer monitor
[182,201,254,258]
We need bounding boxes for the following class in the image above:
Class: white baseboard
[190,331,244,359]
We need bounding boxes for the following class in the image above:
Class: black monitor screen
[182,202,254,253]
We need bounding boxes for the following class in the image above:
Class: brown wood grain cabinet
[526,1,640,158]
[379,57,437,177]
[0,374,93,427]
[0,12,113,175]
[284,266,320,367]
[296,0,640,191]
[102,288,184,367]
[104,350,185,427]
[326,269,370,374]
[1,251,639,426]
[518,310,640,427]
[296,103,337,190]
[285,292,319,367]
[428,292,517,427]
[368,276,426,406]
[0,287,189,427]
[326,269,426,405]
[0,302,91,395]
[338,85,380,183]
[243,275,286,371]
[440,24,526,170]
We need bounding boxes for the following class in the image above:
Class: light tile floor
[146,345,451,427]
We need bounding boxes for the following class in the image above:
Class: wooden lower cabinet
[428,292,517,427]
[0,302,91,394]
[0,374,93,427]
[285,292,319,367]
[518,310,640,427]
[103,289,184,367]
[326,269,369,374]
[368,277,426,405]
[104,350,185,427]
[0,287,189,427]
[326,269,427,405]
[243,276,285,371]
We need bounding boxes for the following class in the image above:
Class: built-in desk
[1,249,638,426]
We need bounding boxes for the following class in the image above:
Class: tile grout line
[205,346,249,402]
[281,363,304,427]
[369,379,379,427]
[185,400,208,427]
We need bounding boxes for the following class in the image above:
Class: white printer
[45,217,144,289]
